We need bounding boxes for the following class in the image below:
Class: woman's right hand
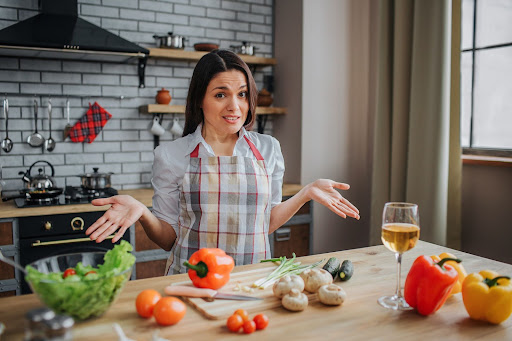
[85,195,147,243]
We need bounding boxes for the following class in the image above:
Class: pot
[153,32,187,49]
[1,187,63,202]
[230,41,257,56]
[78,168,113,190]
[19,160,57,190]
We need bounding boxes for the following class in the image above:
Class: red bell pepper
[404,255,461,315]
[183,248,235,290]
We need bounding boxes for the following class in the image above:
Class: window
[461,0,512,155]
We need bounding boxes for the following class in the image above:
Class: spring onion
[252,253,324,289]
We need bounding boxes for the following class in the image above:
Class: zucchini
[338,260,354,281]
[322,257,341,280]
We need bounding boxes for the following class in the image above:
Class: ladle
[63,99,72,139]
[1,99,13,153]
[0,250,27,275]
[27,99,45,147]
[44,99,56,152]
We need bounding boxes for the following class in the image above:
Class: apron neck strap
[189,136,264,161]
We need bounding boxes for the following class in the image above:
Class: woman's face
[201,69,249,138]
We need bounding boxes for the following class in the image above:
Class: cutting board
[169,266,319,320]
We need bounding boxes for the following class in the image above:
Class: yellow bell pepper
[462,270,512,324]
[431,252,467,295]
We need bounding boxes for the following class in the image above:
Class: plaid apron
[166,136,272,275]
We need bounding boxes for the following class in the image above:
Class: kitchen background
[0,0,274,191]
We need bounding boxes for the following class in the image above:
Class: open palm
[308,179,359,219]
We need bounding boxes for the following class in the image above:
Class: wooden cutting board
[170,266,320,320]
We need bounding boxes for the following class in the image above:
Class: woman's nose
[226,95,240,111]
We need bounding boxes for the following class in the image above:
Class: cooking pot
[19,160,57,190]
[153,32,187,49]
[230,41,257,56]
[78,168,113,190]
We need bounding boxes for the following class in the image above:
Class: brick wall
[0,0,274,190]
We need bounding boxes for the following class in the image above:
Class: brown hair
[182,49,258,136]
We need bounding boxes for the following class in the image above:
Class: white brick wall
[0,0,275,190]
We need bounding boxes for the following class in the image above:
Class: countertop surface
[1,241,511,340]
[0,184,304,219]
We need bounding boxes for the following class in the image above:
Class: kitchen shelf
[139,104,287,115]
[148,48,277,66]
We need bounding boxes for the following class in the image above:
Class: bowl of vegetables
[25,240,135,320]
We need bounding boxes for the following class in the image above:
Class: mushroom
[282,288,308,312]
[300,268,333,293]
[318,284,347,306]
[273,275,305,299]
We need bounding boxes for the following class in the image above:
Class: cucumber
[338,260,354,281]
[322,257,341,280]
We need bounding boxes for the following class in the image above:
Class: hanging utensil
[44,99,56,152]
[27,99,45,147]
[0,250,27,275]
[63,99,72,139]
[1,99,13,153]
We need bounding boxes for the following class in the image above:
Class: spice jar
[156,88,172,105]
[42,315,74,341]
[24,307,55,341]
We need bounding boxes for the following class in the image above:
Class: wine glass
[378,202,420,310]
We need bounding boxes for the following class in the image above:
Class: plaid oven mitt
[69,102,112,143]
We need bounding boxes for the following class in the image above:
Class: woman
[86,50,359,275]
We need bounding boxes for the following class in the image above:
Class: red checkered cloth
[69,102,112,143]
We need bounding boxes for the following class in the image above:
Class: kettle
[19,160,57,190]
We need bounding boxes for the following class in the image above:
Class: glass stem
[395,252,403,298]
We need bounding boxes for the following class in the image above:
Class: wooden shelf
[148,48,277,66]
[140,104,287,115]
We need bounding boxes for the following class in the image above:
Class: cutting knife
[164,285,263,301]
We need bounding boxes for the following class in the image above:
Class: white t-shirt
[151,124,285,237]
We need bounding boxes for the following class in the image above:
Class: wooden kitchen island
[1,241,510,340]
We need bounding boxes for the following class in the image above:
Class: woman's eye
[215,93,225,98]
[239,91,248,98]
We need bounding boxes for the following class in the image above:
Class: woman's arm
[269,179,360,234]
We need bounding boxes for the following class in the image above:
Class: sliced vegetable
[338,260,354,281]
[322,257,340,280]
[62,268,76,279]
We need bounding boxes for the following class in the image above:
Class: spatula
[63,99,72,139]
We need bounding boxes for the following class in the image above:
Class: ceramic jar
[156,88,172,104]
[257,88,273,107]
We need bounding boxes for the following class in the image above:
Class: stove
[13,186,118,208]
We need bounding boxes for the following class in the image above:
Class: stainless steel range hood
[0,0,149,87]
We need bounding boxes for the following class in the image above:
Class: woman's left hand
[306,179,360,219]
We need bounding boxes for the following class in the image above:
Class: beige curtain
[369,0,462,248]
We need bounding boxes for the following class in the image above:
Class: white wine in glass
[378,202,420,310]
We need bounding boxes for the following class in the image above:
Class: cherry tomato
[153,297,186,326]
[234,309,250,322]
[85,270,97,276]
[62,268,76,278]
[253,313,269,330]
[242,320,256,334]
[135,289,162,318]
[226,314,244,332]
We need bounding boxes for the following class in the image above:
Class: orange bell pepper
[431,252,467,295]
[183,248,234,290]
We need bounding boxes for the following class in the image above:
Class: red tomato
[153,297,186,326]
[62,268,76,278]
[253,314,269,330]
[226,314,244,332]
[85,270,97,276]
[135,289,162,318]
[242,320,256,334]
[234,309,249,322]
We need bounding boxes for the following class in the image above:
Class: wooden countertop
[0,184,303,219]
[1,241,511,340]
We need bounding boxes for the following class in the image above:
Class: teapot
[19,160,57,190]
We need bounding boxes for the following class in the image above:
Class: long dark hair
[182,49,258,136]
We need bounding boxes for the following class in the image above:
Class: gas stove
[14,186,118,208]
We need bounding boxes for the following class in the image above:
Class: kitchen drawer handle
[31,235,114,247]
[275,227,291,242]
[71,217,84,231]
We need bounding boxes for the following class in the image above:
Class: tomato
[62,268,76,278]
[242,320,256,334]
[226,314,244,332]
[153,297,186,326]
[234,309,249,322]
[85,270,97,276]
[253,314,269,330]
[135,289,162,318]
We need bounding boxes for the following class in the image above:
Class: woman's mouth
[223,116,240,123]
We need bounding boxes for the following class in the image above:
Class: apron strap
[189,136,264,160]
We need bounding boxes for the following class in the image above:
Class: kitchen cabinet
[132,221,168,279]
[0,219,19,297]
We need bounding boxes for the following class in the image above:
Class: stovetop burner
[13,186,118,208]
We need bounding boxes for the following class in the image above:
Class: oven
[18,211,130,294]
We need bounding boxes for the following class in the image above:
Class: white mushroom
[273,275,305,299]
[282,288,308,312]
[318,284,347,306]
[300,268,333,293]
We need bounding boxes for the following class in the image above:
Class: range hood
[0,0,149,87]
